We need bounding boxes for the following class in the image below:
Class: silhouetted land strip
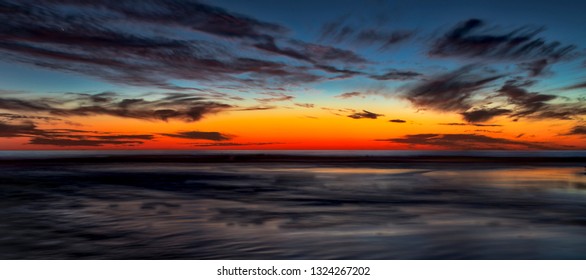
[0,154,584,167]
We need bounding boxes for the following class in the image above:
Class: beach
[1,152,585,259]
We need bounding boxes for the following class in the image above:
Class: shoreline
[0,154,584,167]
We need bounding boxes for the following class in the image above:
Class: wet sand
[0,154,585,259]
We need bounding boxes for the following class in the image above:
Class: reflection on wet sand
[0,157,585,259]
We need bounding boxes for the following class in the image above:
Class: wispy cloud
[161,131,232,141]
[497,80,586,120]
[29,137,146,147]
[461,108,512,123]
[320,18,414,50]
[0,92,232,122]
[377,133,555,149]
[563,81,586,90]
[370,70,422,81]
[439,123,503,127]
[294,103,314,108]
[335,92,365,99]
[255,92,295,103]
[518,59,551,77]
[563,125,586,136]
[190,142,280,147]
[348,110,384,119]
[430,19,576,62]
[0,120,154,146]
[0,0,373,89]
[0,121,38,137]
[403,64,503,112]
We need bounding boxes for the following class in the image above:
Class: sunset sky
[1,0,585,150]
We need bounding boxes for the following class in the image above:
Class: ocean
[1,151,585,259]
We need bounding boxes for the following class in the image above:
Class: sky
[1,0,585,150]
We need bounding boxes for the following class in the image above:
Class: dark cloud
[377,133,553,149]
[248,37,368,80]
[294,103,314,108]
[0,92,232,122]
[314,64,363,78]
[254,93,294,103]
[469,123,503,127]
[0,120,153,146]
[320,19,414,50]
[406,67,584,123]
[519,59,551,77]
[563,81,586,90]
[55,0,288,40]
[439,123,503,127]
[461,108,512,122]
[430,19,576,62]
[335,92,364,99]
[1,0,373,88]
[348,110,384,119]
[191,142,280,147]
[473,129,502,133]
[1,26,312,88]
[564,125,586,135]
[389,119,407,123]
[321,107,356,116]
[534,104,586,120]
[33,130,154,147]
[0,97,52,112]
[161,131,232,141]
[403,65,503,112]
[81,92,118,103]
[29,137,145,146]
[370,70,422,81]
[93,134,154,140]
[234,106,276,111]
[1,110,245,147]
[438,123,467,126]
[498,80,555,118]
[355,30,414,49]
[254,39,367,64]
[0,113,62,122]
[0,121,38,137]
[495,80,586,120]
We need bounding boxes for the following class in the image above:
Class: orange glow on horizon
[2,108,583,150]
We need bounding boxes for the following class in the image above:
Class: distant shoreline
[1,154,584,167]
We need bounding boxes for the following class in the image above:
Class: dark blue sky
[3,0,585,93]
